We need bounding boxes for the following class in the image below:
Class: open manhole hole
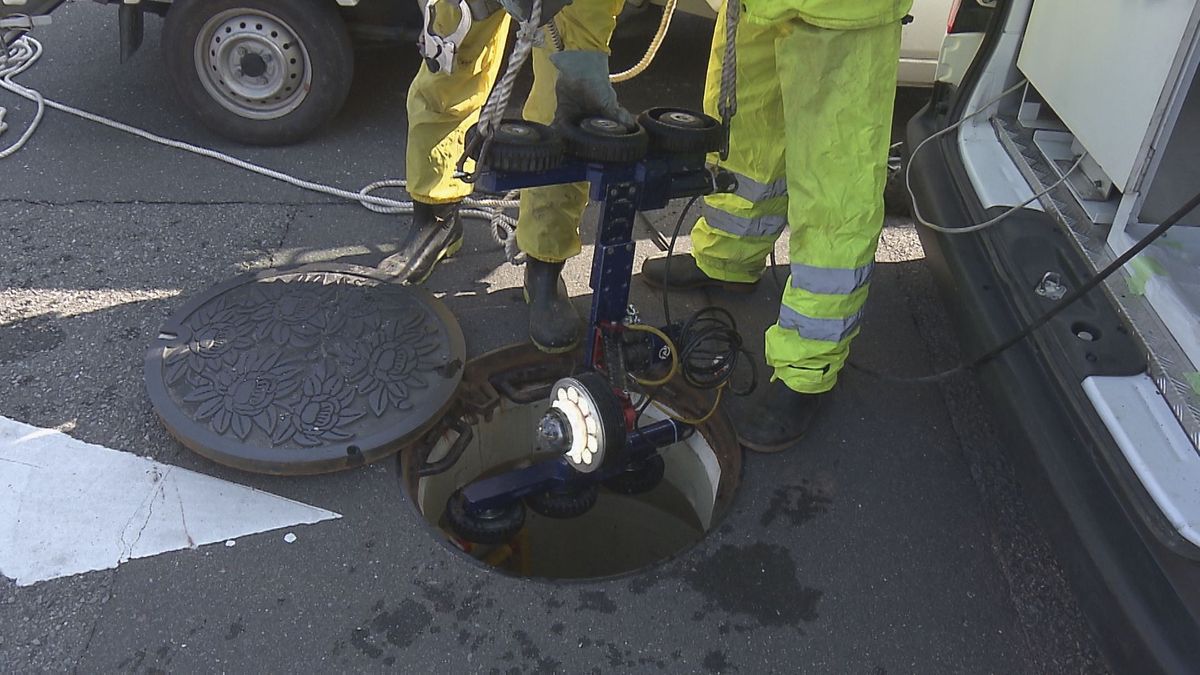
[398,344,742,580]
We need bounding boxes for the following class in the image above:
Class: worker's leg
[765,20,902,394]
[405,5,510,204]
[688,5,789,283]
[515,0,624,263]
[383,5,512,283]
[517,0,624,353]
[640,3,788,292]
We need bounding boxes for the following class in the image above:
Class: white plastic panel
[1017,0,1200,191]
[1083,375,1200,547]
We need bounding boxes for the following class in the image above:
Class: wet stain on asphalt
[350,598,434,659]
[704,649,736,673]
[512,629,562,674]
[0,317,65,365]
[760,480,833,527]
[225,617,244,640]
[117,648,147,671]
[576,590,617,614]
[684,542,823,629]
[414,579,457,614]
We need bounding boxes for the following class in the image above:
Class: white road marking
[0,416,340,587]
[0,288,180,322]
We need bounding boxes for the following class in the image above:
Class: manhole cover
[145,264,465,475]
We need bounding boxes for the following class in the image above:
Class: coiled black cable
[632,193,757,427]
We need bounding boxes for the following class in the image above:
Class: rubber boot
[724,379,824,453]
[523,258,582,354]
[378,200,464,284]
[641,254,757,293]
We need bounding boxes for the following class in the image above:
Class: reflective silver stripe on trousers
[703,204,787,238]
[778,305,863,343]
[790,261,875,295]
[731,173,788,203]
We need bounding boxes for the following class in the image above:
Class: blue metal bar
[461,419,691,513]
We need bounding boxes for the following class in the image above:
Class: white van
[6,0,954,144]
[905,1,1200,672]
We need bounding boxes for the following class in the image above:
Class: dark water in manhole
[398,397,738,580]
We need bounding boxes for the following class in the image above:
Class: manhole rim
[395,343,745,584]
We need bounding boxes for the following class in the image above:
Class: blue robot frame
[452,144,736,515]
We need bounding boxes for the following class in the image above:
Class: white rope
[477,0,542,138]
[716,0,738,123]
[0,33,527,262]
[714,0,739,160]
[0,33,44,159]
[2,4,680,265]
[609,0,677,83]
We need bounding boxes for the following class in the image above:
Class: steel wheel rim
[194,9,312,121]
[580,117,629,136]
[661,110,706,128]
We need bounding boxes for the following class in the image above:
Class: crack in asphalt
[268,208,299,268]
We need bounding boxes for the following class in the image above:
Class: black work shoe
[378,201,464,284]
[523,258,582,354]
[724,379,824,453]
[641,254,757,293]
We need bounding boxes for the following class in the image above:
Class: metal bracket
[417,0,473,74]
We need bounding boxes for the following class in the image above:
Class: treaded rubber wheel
[162,0,353,146]
[637,108,724,154]
[445,488,526,545]
[603,454,665,495]
[526,482,600,519]
[466,120,564,173]
[559,116,648,164]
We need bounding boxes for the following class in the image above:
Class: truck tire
[162,0,353,146]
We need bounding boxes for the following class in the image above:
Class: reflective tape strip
[731,173,788,204]
[790,261,875,295]
[703,205,787,238]
[778,305,863,343]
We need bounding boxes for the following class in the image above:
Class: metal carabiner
[417,0,474,74]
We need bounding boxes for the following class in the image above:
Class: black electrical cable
[659,194,758,393]
[849,186,1200,384]
[632,192,758,428]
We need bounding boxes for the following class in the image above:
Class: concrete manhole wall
[397,344,742,580]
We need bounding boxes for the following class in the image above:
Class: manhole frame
[395,342,744,582]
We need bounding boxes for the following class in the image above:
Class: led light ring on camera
[550,380,607,472]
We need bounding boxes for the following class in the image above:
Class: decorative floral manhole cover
[145,264,466,475]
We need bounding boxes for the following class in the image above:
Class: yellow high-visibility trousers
[691,7,903,393]
[405,0,623,262]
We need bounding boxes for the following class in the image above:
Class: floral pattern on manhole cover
[146,265,465,474]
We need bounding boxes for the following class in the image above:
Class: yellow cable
[625,323,679,386]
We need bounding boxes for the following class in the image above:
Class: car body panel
[905,0,1200,671]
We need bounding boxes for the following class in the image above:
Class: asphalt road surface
[1,3,1108,673]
